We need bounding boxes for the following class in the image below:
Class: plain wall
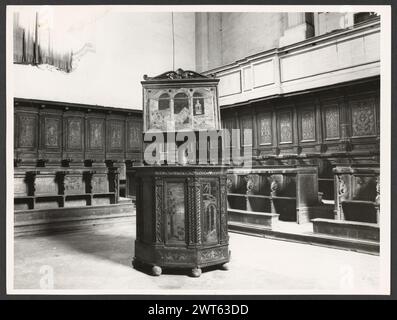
[195,12,286,72]
[12,8,196,109]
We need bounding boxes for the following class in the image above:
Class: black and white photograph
[4,4,392,298]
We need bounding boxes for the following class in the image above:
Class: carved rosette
[154,177,164,243]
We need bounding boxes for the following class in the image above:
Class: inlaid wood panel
[38,111,63,161]
[257,112,273,146]
[278,109,293,144]
[165,181,186,244]
[127,119,142,152]
[64,175,85,195]
[240,115,253,146]
[43,117,61,149]
[91,174,109,193]
[17,113,37,149]
[350,98,377,138]
[87,117,105,151]
[107,119,125,153]
[299,107,316,142]
[201,179,220,245]
[35,175,59,196]
[220,81,379,160]
[323,104,340,140]
[65,117,84,151]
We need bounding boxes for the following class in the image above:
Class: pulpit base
[133,165,231,277]
[133,242,230,277]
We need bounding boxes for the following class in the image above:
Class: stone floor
[12,220,382,294]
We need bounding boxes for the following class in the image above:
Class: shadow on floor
[50,223,136,268]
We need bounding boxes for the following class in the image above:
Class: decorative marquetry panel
[201,180,219,245]
[17,113,37,149]
[65,117,84,151]
[240,115,253,146]
[64,175,85,195]
[258,112,272,145]
[43,117,61,149]
[87,118,105,151]
[350,99,376,137]
[165,181,186,244]
[300,108,316,142]
[278,110,293,144]
[91,174,109,193]
[38,112,62,161]
[127,119,142,151]
[323,105,340,140]
[107,119,124,153]
[35,175,59,196]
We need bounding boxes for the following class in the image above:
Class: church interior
[10,8,383,293]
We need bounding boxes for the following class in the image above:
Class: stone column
[279,13,314,47]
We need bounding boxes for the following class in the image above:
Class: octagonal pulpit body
[133,69,230,277]
[134,166,230,277]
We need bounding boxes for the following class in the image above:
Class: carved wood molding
[155,177,164,244]
[143,68,213,81]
